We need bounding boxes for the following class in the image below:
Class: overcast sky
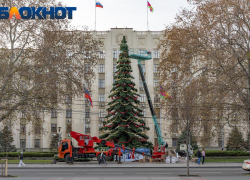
[62,0,191,31]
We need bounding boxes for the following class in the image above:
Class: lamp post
[28,132,30,152]
[58,127,62,148]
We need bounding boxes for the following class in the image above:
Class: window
[99,109,105,118]
[99,79,105,88]
[85,124,90,133]
[113,64,117,73]
[20,139,26,148]
[66,124,72,133]
[35,111,41,119]
[20,124,26,134]
[66,95,72,104]
[172,138,178,147]
[84,51,91,59]
[34,139,40,148]
[154,79,159,87]
[139,94,146,103]
[139,50,144,55]
[155,108,160,117]
[85,109,90,118]
[51,109,57,118]
[99,94,105,102]
[141,109,146,117]
[99,50,105,59]
[34,124,41,134]
[113,50,117,59]
[139,79,143,88]
[172,123,178,133]
[20,111,26,118]
[84,64,90,73]
[99,123,103,128]
[99,64,105,73]
[154,50,160,58]
[153,64,159,73]
[66,109,72,118]
[141,64,145,73]
[154,94,160,103]
[119,50,122,55]
[51,124,57,133]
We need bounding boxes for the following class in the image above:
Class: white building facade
[5,28,167,151]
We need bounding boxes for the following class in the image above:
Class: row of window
[98,64,159,74]
[20,124,41,134]
[20,124,72,134]
[20,139,41,148]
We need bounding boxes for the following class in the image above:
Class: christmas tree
[226,126,247,151]
[99,36,153,149]
[0,126,16,152]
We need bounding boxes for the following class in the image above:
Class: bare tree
[0,0,100,130]
[159,0,250,153]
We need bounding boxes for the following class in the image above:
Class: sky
[61,0,191,31]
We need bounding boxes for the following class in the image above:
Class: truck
[58,131,152,163]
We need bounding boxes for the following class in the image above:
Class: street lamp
[58,127,62,148]
[28,132,30,152]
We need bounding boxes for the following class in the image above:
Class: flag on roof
[160,86,172,102]
[147,1,154,12]
[96,1,103,8]
[85,89,93,107]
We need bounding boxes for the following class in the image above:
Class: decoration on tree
[98,36,153,149]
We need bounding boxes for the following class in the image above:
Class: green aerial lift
[129,49,167,158]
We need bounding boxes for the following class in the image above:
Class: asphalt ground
[1,166,250,180]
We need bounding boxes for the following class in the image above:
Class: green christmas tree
[99,36,153,149]
[226,126,246,151]
[177,128,198,151]
[0,126,16,152]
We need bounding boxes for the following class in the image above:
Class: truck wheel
[65,154,74,164]
[97,154,107,163]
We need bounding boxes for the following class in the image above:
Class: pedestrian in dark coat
[197,149,202,165]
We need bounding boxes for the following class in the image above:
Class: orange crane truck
[58,131,152,163]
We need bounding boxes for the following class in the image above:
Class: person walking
[99,150,107,165]
[202,148,205,165]
[18,151,25,167]
[197,149,202,165]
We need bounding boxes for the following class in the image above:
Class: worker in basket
[99,149,107,165]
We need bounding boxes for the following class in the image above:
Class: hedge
[192,150,249,157]
[0,152,56,157]
[53,156,91,162]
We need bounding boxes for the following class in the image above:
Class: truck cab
[58,139,72,162]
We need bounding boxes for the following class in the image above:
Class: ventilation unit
[86,118,90,122]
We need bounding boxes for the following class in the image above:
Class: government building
[7,28,167,151]
[3,28,236,151]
